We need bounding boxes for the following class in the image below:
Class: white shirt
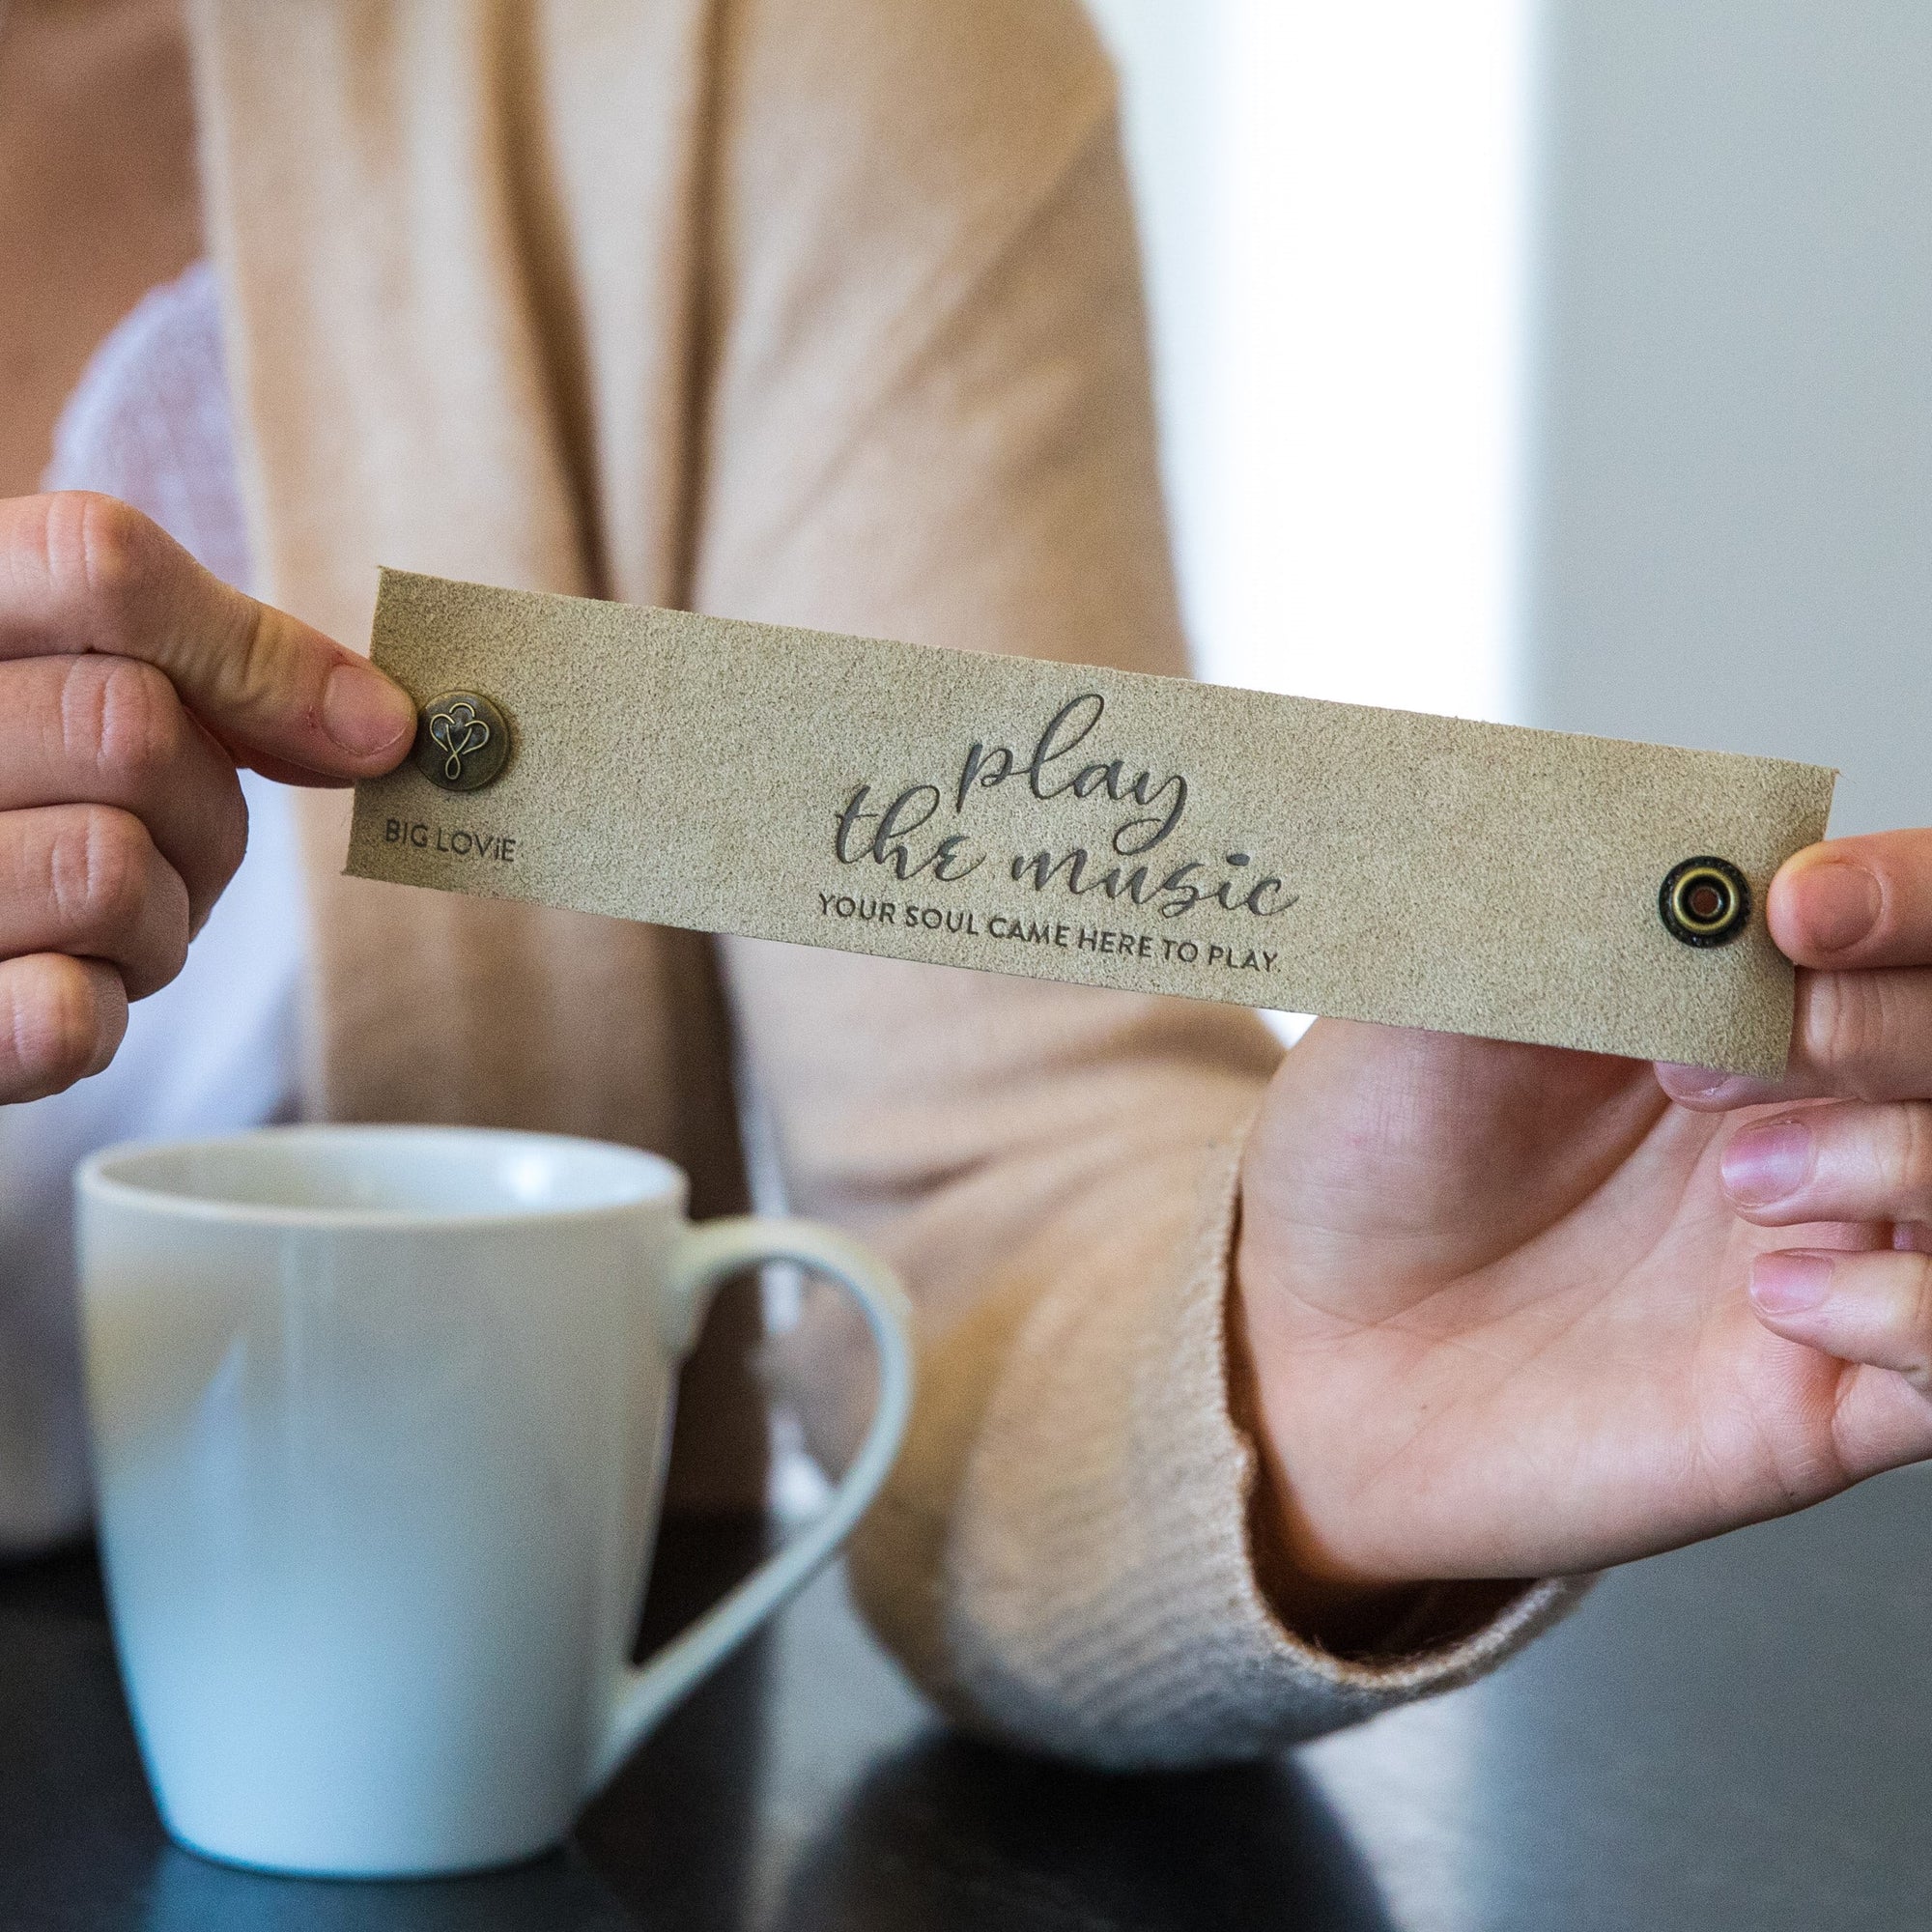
[0,264,304,1546]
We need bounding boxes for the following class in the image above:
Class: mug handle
[587,1216,914,1793]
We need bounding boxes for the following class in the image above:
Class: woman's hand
[1236,832,1932,1621]
[0,493,414,1102]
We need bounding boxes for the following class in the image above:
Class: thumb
[0,493,416,780]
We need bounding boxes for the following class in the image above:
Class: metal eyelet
[1659,856,1751,948]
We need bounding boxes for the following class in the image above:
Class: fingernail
[1720,1120,1814,1206]
[1749,1252,1834,1315]
[322,662,416,757]
[1800,861,1881,954]
[1659,1064,1737,1102]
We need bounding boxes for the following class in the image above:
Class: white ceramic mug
[73,1124,913,1880]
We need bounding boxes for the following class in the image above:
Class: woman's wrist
[1227,1236,1529,1658]
[1225,1275,1428,1650]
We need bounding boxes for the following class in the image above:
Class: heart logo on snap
[412,691,513,793]
[428,703,491,781]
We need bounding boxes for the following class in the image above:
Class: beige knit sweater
[187,0,1578,1767]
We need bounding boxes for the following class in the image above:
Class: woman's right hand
[0,493,416,1103]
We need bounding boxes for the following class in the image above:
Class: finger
[1748,1246,1932,1396]
[0,493,415,780]
[0,952,128,1104]
[0,656,246,932]
[0,806,190,1001]
[1667,829,1932,1108]
[1658,964,1932,1109]
[1720,1102,1932,1225]
[1768,832,1932,972]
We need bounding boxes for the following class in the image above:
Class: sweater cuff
[942,1126,1591,1768]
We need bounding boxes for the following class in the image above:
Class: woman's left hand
[1235,830,1932,1622]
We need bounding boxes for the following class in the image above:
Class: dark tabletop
[5,1465,1931,1932]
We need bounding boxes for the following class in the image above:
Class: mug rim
[76,1123,687,1231]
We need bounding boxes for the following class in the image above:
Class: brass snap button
[413,691,512,793]
[1659,856,1751,948]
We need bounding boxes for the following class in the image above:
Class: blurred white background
[1085,0,1533,723]
[1086,0,1932,838]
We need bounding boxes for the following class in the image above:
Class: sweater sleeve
[692,0,1587,1767]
